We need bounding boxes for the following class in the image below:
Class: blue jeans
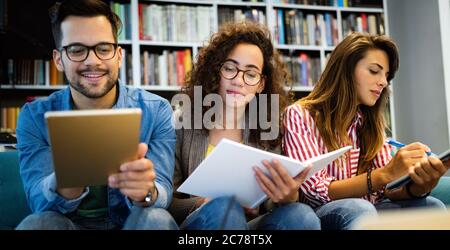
[16,207,178,230]
[180,196,248,230]
[315,196,447,230]
[181,196,320,230]
[122,207,178,230]
[249,203,321,230]
[314,198,377,230]
[375,196,447,211]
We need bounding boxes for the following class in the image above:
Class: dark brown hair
[300,32,399,173]
[183,21,293,149]
[49,0,122,48]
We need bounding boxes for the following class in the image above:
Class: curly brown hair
[183,21,292,149]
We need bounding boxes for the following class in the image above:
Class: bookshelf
[1,0,393,135]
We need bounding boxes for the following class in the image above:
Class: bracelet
[367,166,376,195]
[405,182,430,199]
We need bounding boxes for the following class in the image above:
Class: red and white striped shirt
[283,103,393,208]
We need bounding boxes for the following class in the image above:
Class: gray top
[168,110,279,224]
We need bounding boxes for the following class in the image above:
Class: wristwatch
[146,186,158,205]
[144,188,156,204]
[134,186,158,207]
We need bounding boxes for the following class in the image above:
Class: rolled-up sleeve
[16,104,89,213]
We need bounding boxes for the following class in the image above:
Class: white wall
[440,0,450,147]
[387,0,450,153]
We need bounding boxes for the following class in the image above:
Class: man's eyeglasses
[60,42,118,62]
[219,62,264,86]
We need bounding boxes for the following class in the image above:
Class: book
[119,48,127,84]
[177,139,352,208]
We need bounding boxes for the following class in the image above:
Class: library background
[1,0,450,155]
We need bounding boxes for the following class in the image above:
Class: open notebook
[177,139,351,208]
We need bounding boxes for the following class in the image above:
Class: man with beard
[15,0,177,230]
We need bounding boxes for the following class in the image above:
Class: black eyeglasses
[60,42,118,62]
[219,62,264,86]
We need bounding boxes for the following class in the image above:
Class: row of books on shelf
[274,0,334,5]
[114,0,383,44]
[2,51,319,88]
[336,0,382,7]
[273,0,382,8]
[2,51,132,87]
[222,0,265,2]
[218,8,266,27]
[342,13,384,36]
[276,10,338,46]
[282,53,321,87]
[141,49,192,87]
[110,1,131,40]
[119,48,133,86]
[275,10,384,46]
[1,96,42,132]
[139,3,214,43]
[1,107,20,132]
[1,59,65,86]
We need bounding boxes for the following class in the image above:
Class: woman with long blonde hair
[283,32,448,230]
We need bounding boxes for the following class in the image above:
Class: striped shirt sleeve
[372,142,393,169]
[283,104,336,207]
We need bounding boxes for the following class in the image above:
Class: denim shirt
[16,83,176,226]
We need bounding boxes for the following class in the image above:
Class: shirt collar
[354,109,363,127]
[61,86,73,110]
[113,80,127,109]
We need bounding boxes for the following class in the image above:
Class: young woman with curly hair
[168,22,320,230]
